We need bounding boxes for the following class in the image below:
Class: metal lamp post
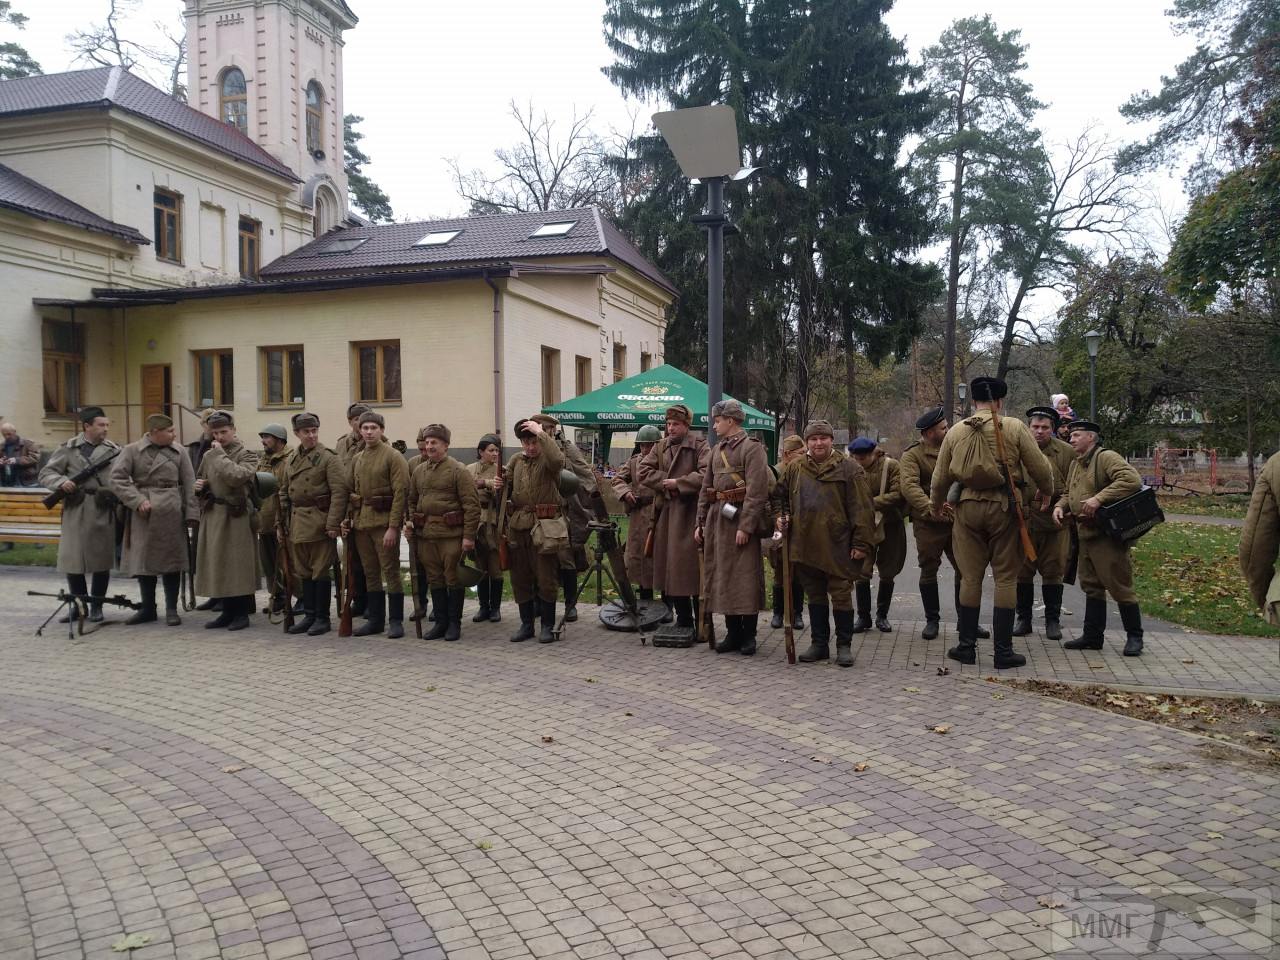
[1084,329,1102,420]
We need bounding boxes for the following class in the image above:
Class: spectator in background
[1,422,41,486]
[1051,394,1075,440]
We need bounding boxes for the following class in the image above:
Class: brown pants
[508,529,559,603]
[953,499,1021,608]
[292,538,338,581]
[1018,525,1070,585]
[354,527,403,593]
[912,518,956,583]
[417,535,463,588]
[794,562,853,611]
[1078,535,1137,603]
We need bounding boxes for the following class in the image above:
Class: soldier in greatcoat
[503,418,567,643]
[1240,450,1280,624]
[766,434,806,631]
[256,423,295,615]
[467,434,505,623]
[407,423,480,641]
[849,436,907,633]
[110,413,198,625]
[40,406,120,621]
[194,410,261,630]
[774,421,876,667]
[335,402,372,617]
[530,413,595,623]
[636,404,708,628]
[612,425,661,602]
[185,407,219,611]
[1015,407,1075,640]
[279,412,348,636]
[342,411,408,638]
[1053,420,1146,656]
[696,400,769,656]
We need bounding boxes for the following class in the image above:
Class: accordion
[1095,486,1165,544]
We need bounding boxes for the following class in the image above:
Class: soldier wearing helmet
[612,424,663,603]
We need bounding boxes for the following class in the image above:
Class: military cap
[1067,419,1101,434]
[849,437,876,454]
[258,423,288,441]
[145,413,173,431]
[710,399,744,422]
[357,411,385,428]
[514,419,538,440]
[530,413,560,428]
[780,434,805,454]
[291,412,320,430]
[78,405,106,423]
[420,423,451,444]
[346,402,372,420]
[198,407,217,424]
[803,419,834,439]
[915,406,946,431]
[636,424,662,443]
[665,404,693,425]
[392,439,408,453]
[1025,406,1060,427]
[970,376,1008,402]
[476,433,501,452]
[206,410,234,428]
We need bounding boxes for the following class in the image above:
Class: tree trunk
[845,321,857,435]
[1245,384,1256,490]
[945,150,964,423]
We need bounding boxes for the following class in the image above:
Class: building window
[238,217,260,280]
[260,346,304,407]
[154,189,182,263]
[640,351,652,372]
[193,350,234,408]
[1177,408,1194,423]
[353,340,401,404]
[305,81,323,154]
[41,320,84,417]
[575,355,592,396]
[220,67,248,134]
[541,347,561,407]
[613,342,627,382]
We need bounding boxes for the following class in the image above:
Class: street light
[652,105,743,442]
[1084,329,1102,420]
[957,381,967,417]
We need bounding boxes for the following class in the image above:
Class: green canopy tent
[542,363,777,461]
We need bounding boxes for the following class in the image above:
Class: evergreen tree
[0,1,41,80]
[344,115,393,223]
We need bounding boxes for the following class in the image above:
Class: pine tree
[0,1,41,80]
[344,114,393,223]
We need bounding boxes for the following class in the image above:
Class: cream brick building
[0,0,673,456]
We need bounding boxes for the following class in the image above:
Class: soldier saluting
[503,417,568,643]
[1015,406,1075,639]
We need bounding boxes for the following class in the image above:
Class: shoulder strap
[879,457,889,497]
[719,447,746,488]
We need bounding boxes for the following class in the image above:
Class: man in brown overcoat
[1015,406,1075,639]
[612,425,661,602]
[1240,450,1280,624]
[194,410,261,630]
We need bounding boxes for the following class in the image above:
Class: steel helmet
[253,471,279,500]
[557,468,581,497]
[454,556,486,588]
[637,425,662,443]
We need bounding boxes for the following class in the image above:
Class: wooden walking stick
[991,409,1037,563]
[781,518,796,665]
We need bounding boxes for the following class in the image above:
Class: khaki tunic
[335,431,362,463]
[195,440,261,597]
[504,433,566,603]
[864,449,907,581]
[612,452,656,589]
[637,434,709,596]
[1240,452,1280,612]
[280,444,349,580]
[899,440,956,582]
[467,459,504,578]
[1058,445,1143,603]
[697,432,768,615]
[349,440,409,592]
[110,437,197,576]
[409,455,480,587]
[256,446,293,595]
[1020,436,1074,584]
[40,436,121,575]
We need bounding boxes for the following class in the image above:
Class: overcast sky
[13,0,1193,224]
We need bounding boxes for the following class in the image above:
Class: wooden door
[140,364,171,418]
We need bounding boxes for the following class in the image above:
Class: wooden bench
[0,487,61,544]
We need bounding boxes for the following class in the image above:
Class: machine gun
[27,590,141,639]
[42,449,121,509]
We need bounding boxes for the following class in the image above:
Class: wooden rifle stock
[339,508,356,637]
[991,412,1037,563]
[781,520,795,665]
[407,525,423,639]
[496,458,510,571]
[274,491,295,632]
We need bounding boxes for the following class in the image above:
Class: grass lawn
[1131,522,1279,637]
[0,543,57,567]
[1156,493,1251,519]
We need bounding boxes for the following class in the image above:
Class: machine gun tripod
[26,591,142,639]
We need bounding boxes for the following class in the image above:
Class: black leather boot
[386,593,405,639]
[308,580,332,636]
[798,605,830,662]
[957,578,990,638]
[353,591,385,636]
[833,609,856,668]
[444,588,464,641]
[1119,602,1144,657]
[195,596,221,611]
[538,599,557,643]
[127,576,158,625]
[920,581,941,640]
[638,587,654,600]
[205,596,234,629]
[1064,596,1106,650]
[992,607,1025,669]
[161,573,181,626]
[660,591,674,624]
[770,585,785,629]
[1042,583,1063,641]
[89,571,109,622]
[424,588,450,640]
[853,581,872,633]
[488,577,503,622]
[714,615,741,654]
[226,595,252,631]
[947,605,978,664]
[672,596,694,628]
[289,580,317,634]
[511,601,535,642]
[875,580,894,632]
[739,615,758,656]
[1013,582,1034,636]
[791,580,805,631]
[560,570,579,622]
[472,576,491,622]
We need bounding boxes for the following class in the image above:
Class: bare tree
[68,0,186,98]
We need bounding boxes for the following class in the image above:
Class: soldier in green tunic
[848,436,906,633]
[503,418,567,643]
[335,402,371,617]
[467,434,506,623]
[1053,420,1147,656]
[1014,407,1075,639]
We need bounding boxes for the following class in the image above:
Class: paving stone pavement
[2,566,1278,960]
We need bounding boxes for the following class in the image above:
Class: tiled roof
[260,206,677,294]
[0,67,299,183]
[0,162,147,244]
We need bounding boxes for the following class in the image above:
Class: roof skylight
[529,220,577,238]
[414,229,462,247]
[317,236,368,255]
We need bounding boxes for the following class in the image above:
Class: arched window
[312,186,333,237]
[220,68,248,134]
[305,81,323,154]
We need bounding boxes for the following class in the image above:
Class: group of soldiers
[39,376,1152,668]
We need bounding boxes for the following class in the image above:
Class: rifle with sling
[273,488,295,632]
[42,448,120,509]
[339,504,357,637]
[990,411,1037,563]
[781,516,796,665]
[496,458,510,571]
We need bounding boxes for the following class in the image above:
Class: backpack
[952,417,1006,490]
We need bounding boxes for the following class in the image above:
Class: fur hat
[419,423,451,444]
[803,419,834,439]
[357,411,385,429]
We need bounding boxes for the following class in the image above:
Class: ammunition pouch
[531,515,570,555]
[411,511,427,527]
[93,488,119,510]
[436,510,464,527]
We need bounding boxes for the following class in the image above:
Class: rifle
[780,521,796,665]
[183,525,197,610]
[27,590,140,639]
[990,411,1037,563]
[42,449,120,509]
[496,458,510,571]
[339,506,357,637]
[406,524,423,639]
[698,543,716,649]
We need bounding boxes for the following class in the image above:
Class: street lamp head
[652,105,742,180]
[957,383,967,402]
[1084,329,1103,358]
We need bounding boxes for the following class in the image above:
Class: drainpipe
[121,307,132,442]
[484,271,505,444]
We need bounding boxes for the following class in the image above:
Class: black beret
[915,406,945,431]
[1025,406,1060,427]
[1067,419,1101,434]
[78,405,106,423]
[970,377,1008,402]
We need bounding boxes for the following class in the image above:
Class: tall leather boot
[714,615,741,654]
[672,596,693,628]
[205,596,234,629]
[770,584,785,629]
[560,570,579,622]
[289,580,317,634]
[308,580,332,636]
[226,595,252,631]
[538,599,558,643]
[1064,596,1106,650]
[1042,583,1064,641]
[660,591,674,624]
[1013,582,1034,636]
[1119,602,1144,657]
[875,580,894,632]
[127,576,158,625]
[444,588,464,641]
[992,607,1025,669]
[920,581,941,640]
[947,605,978,664]
[386,593,405,639]
[61,573,88,623]
[195,596,222,612]
[424,588,450,640]
[853,581,872,633]
[833,609,856,668]
[511,601,535,642]
[739,615,758,656]
[798,605,830,662]
[472,576,492,622]
[956,578,990,638]
[89,571,109,622]
[353,591,385,636]
[791,580,805,631]
[161,573,181,626]
[638,587,654,600]
[488,577,504,622]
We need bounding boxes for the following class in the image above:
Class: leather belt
[534,504,559,519]
[715,488,746,503]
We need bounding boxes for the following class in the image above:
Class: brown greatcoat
[612,451,656,589]
[110,436,198,575]
[1240,451,1280,613]
[773,450,876,578]
[195,440,261,596]
[409,455,480,540]
[40,435,121,575]
[280,444,348,543]
[697,431,768,614]
[637,433,708,596]
[349,441,409,531]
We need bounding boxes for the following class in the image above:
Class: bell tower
[185,0,356,233]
